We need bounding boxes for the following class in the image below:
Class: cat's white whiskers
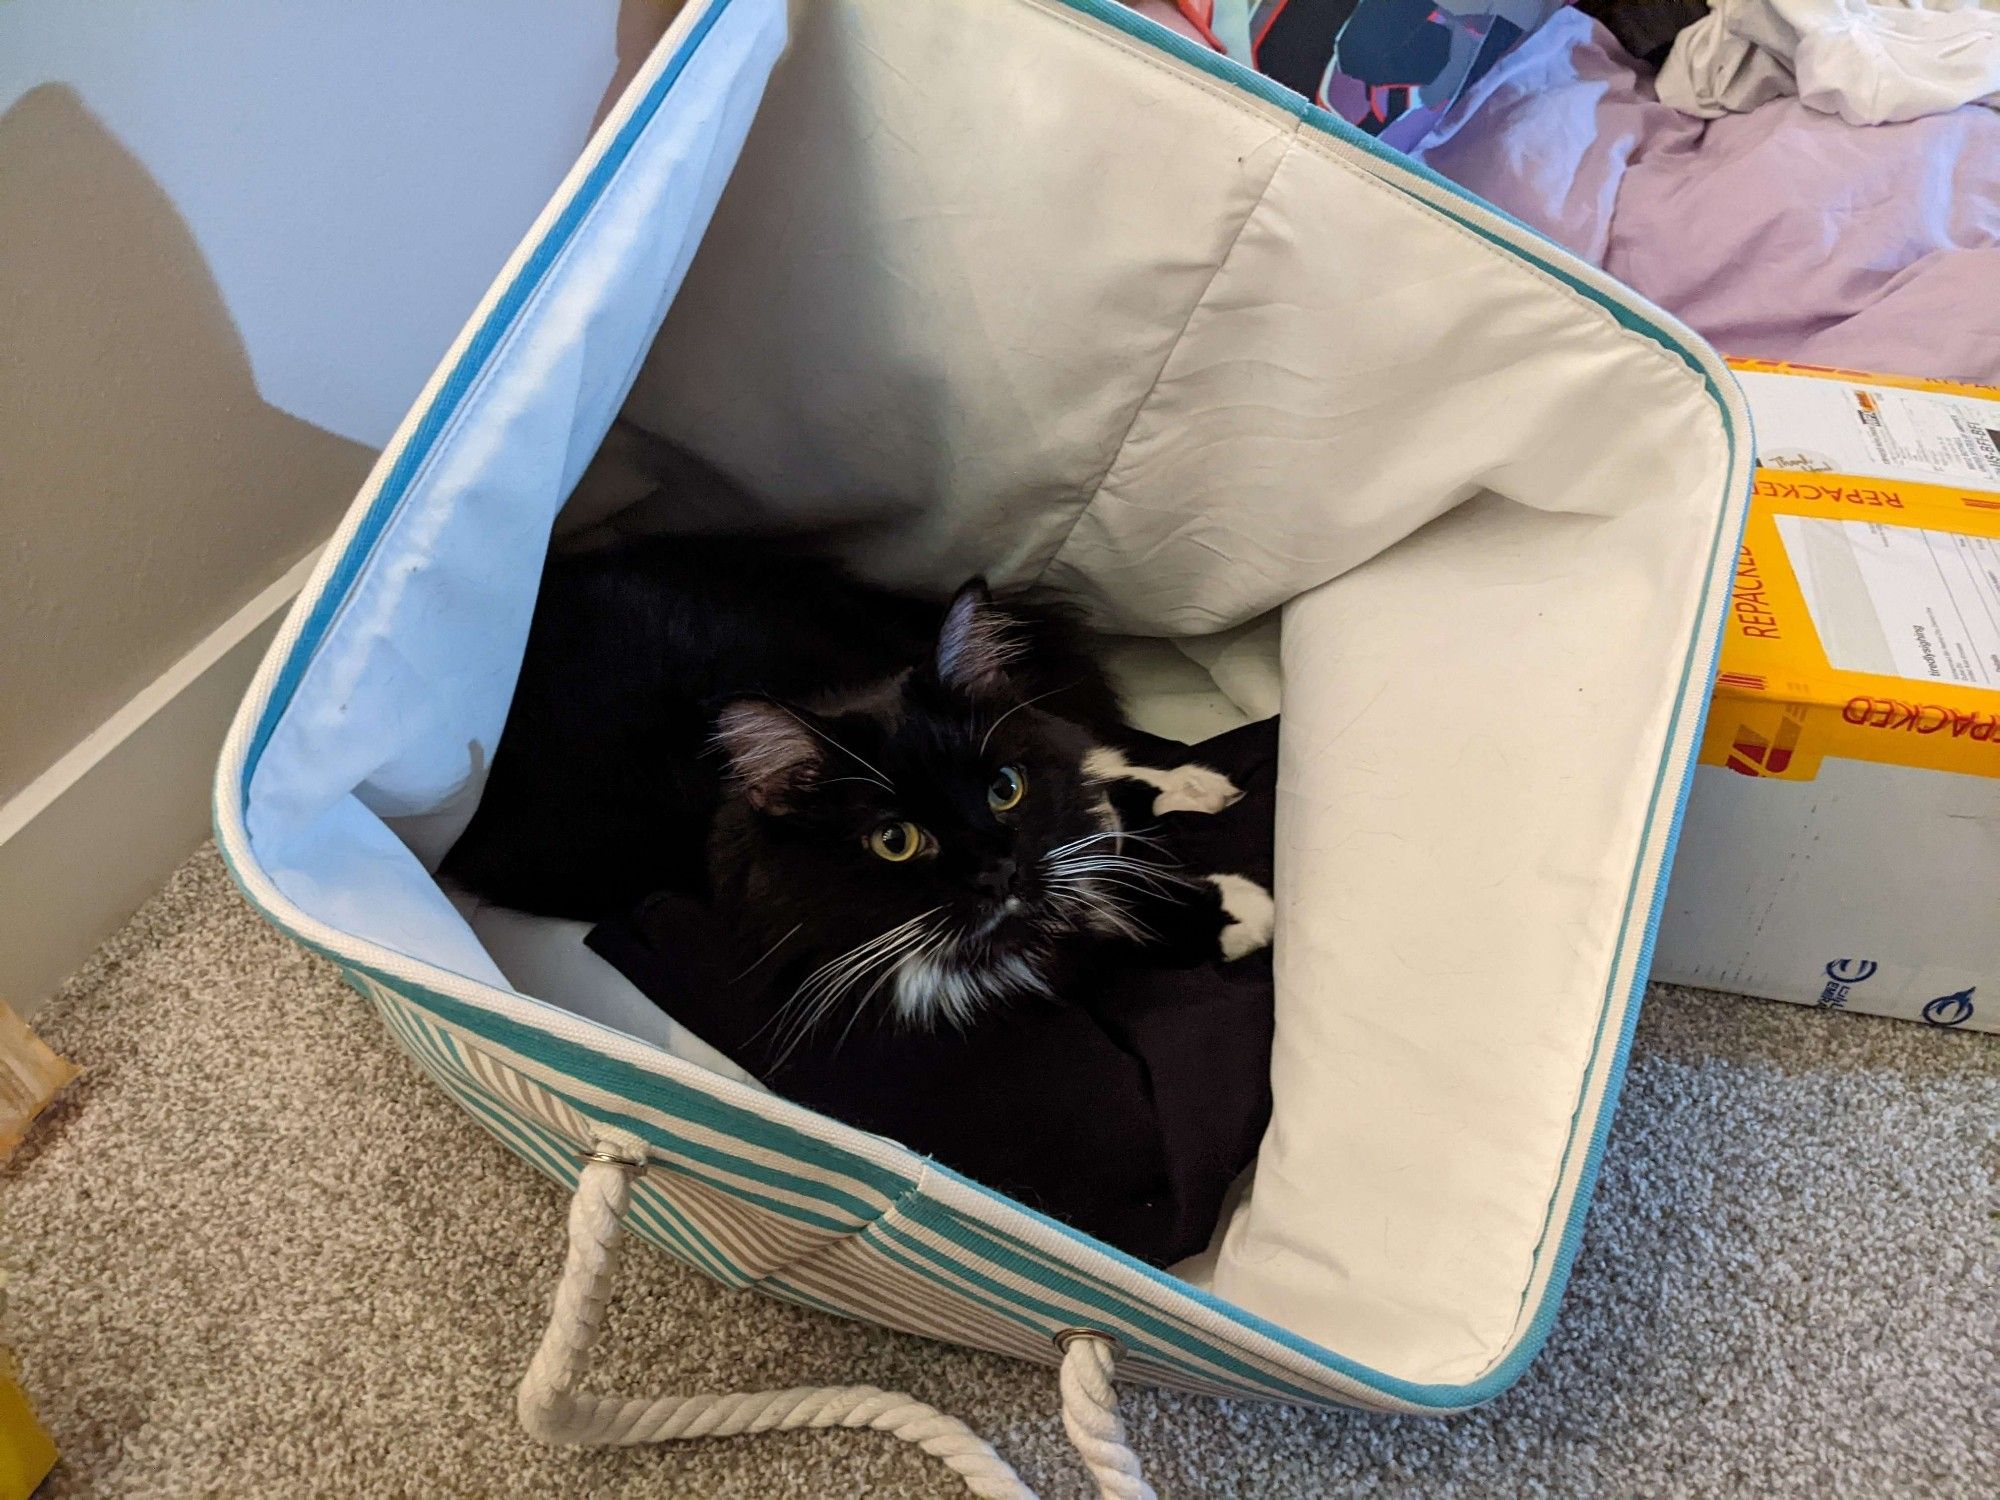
[770,976,867,1069]
[977,684,1073,756]
[766,909,941,1069]
[1049,877,1168,909]
[730,922,803,983]
[1040,837,1197,944]
[1047,884,1151,942]
[1050,875,1188,907]
[1042,828,1178,865]
[836,918,956,1054]
[763,915,919,1043]
[1046,853,1194,894]
[1045,828,1135,858]
[850,919,949,1013]
[775,705,895,792]
[1050,846,1190,874]
[1046,833,1180,862]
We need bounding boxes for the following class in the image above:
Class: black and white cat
[443,530,1273,1041]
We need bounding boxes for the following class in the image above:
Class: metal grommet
[577,1146,648,1174]
[1054,1327,1122,1356]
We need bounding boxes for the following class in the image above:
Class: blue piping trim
[236,0,742,796]
[218,0,1754,1410]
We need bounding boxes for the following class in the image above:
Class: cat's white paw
[1208,874,1274,960]
[1082,747,1243,815]
[1151,763,1243,816]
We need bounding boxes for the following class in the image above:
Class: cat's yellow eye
[868,820,925,862]
[987,765,1026,812]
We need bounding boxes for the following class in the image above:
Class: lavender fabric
[1412,9,2000,385]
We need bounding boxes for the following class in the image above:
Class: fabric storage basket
[216,0,1750,1489]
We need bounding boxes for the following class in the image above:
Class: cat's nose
[976,858,1018,900]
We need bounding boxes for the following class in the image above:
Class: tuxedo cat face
[708,584,1149,1048]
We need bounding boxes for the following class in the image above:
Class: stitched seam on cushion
[1029,128,1297,587]
[1290,126,1713,388]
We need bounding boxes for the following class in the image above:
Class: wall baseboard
[0,548,323,1018]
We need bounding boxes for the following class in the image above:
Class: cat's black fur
[441,530,1250,1035]
[445,536,1118,911]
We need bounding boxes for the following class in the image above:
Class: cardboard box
[1655,362,2000,1032]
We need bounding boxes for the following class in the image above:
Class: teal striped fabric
[345,968,1405,1408]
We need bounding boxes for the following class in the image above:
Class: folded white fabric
[1658,0,2000,124]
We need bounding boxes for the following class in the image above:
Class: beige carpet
[4,847,1995,1498]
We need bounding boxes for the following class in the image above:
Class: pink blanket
[1412,10,2000,385]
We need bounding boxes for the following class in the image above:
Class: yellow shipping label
[1704,362,2000,782]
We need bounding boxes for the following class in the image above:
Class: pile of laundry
[1655,0,2000,125]
[1129,1,1572,147]
[1123,1,2000,387]
[1134,0,2000,133]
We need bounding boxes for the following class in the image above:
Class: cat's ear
[935,580,1021,698]
[714,699,823,813]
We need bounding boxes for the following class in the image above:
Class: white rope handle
[1058,1331,1157,1500]
[516,1134,1153,1499]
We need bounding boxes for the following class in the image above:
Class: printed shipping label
[1676,364,2000,1035]
[1775,516,2000,690]
[1739,371,2000,487]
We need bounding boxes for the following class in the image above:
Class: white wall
[0,0,680,1006]
[0,0,644,447]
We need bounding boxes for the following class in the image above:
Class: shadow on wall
[0,84,373,802]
